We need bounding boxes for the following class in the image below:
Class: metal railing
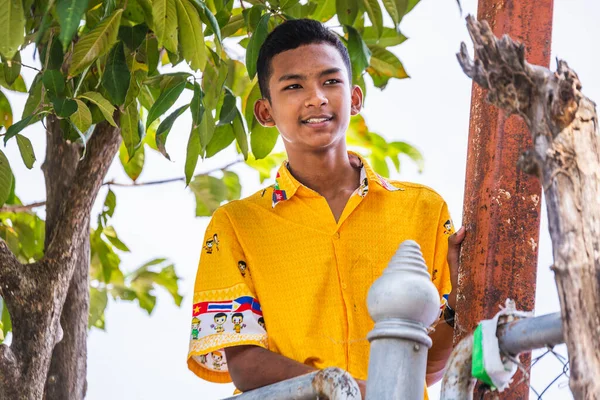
[440,312,565,399]
[218,242,568,400]
[225,240,441,400]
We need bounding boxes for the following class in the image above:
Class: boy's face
[255,43,362,153]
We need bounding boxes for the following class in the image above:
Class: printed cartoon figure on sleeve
[187,208,268,383]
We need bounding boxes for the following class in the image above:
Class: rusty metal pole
[454,1,554,398]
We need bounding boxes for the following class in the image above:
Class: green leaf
[45,39,65,70]
[2,52,20,85]
[367,45,408,89]
[0,0,25,59]
[202,53,228,111]
[184,126,200,186]
[382,0,398,26]
[176,0,207,71]
[406,0,420,13]
[218,87,236,126]
[198,95,216,152]
[190,82,205,128]
[118,23,148,51]
[22,73,43,118]
[189,175,228,216]
[15,134,35,169]
[191,0,222,48]
[0,64,26,92]
[0,297,12,341]
[120,102,141,160]
[205,123,234,158]
[370,152,389,177]
[244,151,285,182]
[124,67,147,109]
[310,0,335,22]
[0,90,12,129]
[394,0,409,22]
[220,13,245,38]
[222,170,241,199]
[119,140,145,181]
[336,0,358,26]
[4,113,42,144]
[153,0,178,53]
[243,5,264,33]
[346,26,371,84]
[43,69,65,96]
[123,0,147,24]
[250,122,278,160]
[146,80,186,128]
[0,150,12,207]
[363,26,407,47]
[70,99,92,133]
[89,287,108,330]
[101,41,131,105]
[155,104,189,160]
[362,0,383,38]
[143,36,160,74]
[52,96,78,118]
[232,109,248,160]
[389,141,423,172]
[79,92,117,127]
[69,9,123,77]
[245,12,270,79]
[104,189,116,217]
[136,0,154,29]
[57,0,90,51]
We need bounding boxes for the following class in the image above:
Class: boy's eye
[325,79,341,85]
[284,84,301,90]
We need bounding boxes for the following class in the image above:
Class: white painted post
[366,240,441,400]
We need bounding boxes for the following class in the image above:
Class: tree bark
[43,116,91,400]
[0,118,121,399]
[458,16,600,399]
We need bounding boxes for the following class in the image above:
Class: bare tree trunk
[458,16,600,399]
[0,118,121,399]
[43,117,91,400]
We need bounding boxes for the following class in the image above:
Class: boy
[187,19,464,398]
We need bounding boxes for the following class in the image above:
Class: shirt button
[341,282,347,289]
[334,232,340,239]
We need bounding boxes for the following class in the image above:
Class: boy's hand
[447,226,466,308]
[355,378,367,399]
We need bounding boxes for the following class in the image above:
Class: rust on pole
[454,0,554,398]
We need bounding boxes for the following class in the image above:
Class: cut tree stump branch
[458,16,600,399]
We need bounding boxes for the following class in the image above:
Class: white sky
[5,0,598,398]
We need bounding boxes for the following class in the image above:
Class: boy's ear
[350,85,363,116]
[254,98,276,127]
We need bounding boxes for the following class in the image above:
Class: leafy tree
[0,0,425,398]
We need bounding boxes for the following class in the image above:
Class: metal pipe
[441,313,565,399]
[456,1,554,396]
[498,312,564,356]
[223,367,361,400]
[365,240,441,400]
[440,334,475,400]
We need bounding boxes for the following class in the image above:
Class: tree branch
[102,159,243,187]
[45,121,121,264]
[0,239,22,299]
[0,202,46,213]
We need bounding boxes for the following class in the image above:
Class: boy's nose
[304,88,328,108]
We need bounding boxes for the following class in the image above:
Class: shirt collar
[272,151,402,208]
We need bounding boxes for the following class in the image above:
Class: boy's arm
[225,346,367,398]
[425,227,465,386]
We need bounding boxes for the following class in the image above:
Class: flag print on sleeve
[187,208,268,384]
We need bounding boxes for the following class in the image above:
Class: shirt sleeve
[187,207,268,383]
[431,201,454,313]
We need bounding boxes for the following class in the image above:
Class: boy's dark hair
[214,313,227,320]
[256,19,352,101]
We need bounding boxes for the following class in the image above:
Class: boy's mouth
[301,115,333,124]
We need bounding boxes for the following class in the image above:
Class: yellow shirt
[187,153,454,393]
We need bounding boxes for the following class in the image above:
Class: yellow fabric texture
[187,153,454,397]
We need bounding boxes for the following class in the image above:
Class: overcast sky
[5,0,599,398]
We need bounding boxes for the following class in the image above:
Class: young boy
[187,19,464,399]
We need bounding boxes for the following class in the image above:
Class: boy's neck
[285,145,361,199]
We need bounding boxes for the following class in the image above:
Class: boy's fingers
[449,226,466,247]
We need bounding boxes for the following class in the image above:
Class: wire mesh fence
[528,344,571,399]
